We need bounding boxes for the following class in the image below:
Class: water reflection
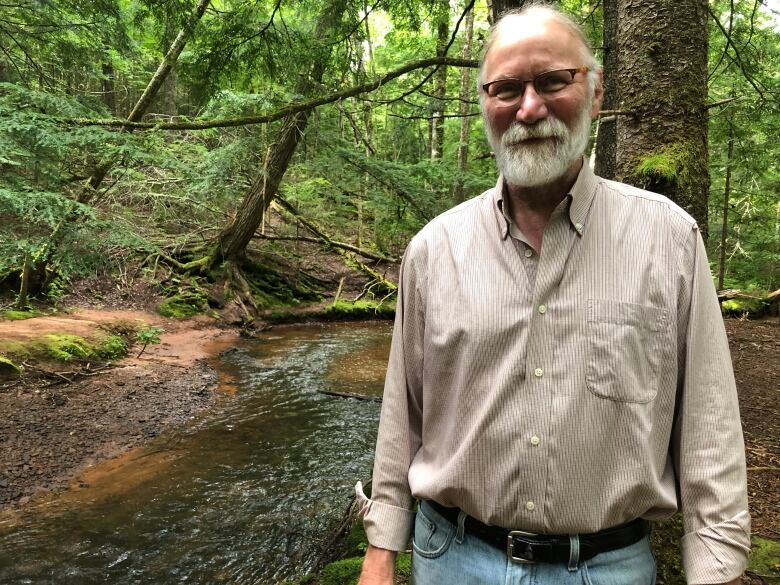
[0,322,391,584]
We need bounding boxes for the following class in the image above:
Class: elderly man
[356,4,750,585]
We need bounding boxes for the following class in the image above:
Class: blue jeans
[412,501,656,585]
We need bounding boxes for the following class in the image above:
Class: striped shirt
[356,161,750,584]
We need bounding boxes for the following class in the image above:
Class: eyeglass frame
[481,67,590,107]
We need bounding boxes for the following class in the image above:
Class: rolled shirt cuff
[355,481,415,552]
[681,510,751,584]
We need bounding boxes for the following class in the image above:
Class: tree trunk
[594,0,617,179]
[79,0,211,203]
[717,115,735,290]
[213,0,348,264]
[614,0,710,237]
[454,6,475,203]
[429,2,449,161]
[101,62,116,115]
[487,0,527,24]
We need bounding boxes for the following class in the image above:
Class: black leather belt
[425,500,650,564]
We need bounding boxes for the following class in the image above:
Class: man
[356,4,750,584]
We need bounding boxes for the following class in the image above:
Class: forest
[0,0,777,316]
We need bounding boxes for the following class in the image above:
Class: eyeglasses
[481,67,590,107]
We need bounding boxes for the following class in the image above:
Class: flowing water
[0,322,392,584]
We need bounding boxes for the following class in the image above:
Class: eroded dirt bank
[0,310,238,508]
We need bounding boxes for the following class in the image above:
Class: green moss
[325,300,396,320]
[0,355,21,378]
[318,557,363,585]
[721,298,767,317]
[635,142,694,185]
[748,536,780,580]
[158,294,207,318]
[39,334,128,362]
[44,334,93,361]
[1,309,43,320]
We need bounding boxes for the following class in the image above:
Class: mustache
[502,119,568,145]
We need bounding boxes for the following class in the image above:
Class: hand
[357,545,396,585]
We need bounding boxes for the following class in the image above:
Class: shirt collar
[492,157,599,240]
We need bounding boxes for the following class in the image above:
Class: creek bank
[0,310,239,510]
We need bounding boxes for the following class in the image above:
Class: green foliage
[97,335,128,359]
[44,334,93,361]
[135,325,163,358]
[344,521,369,557]
[721,297,768,317]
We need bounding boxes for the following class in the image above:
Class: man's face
[481,17,602,188]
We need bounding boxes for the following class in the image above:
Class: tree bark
[594,0,617,179]
[213,0,349,264]
[429,1,449,161]
[487,0,527,24]
[80,0,211,203]
[614,0,710,237]
[454,6,475,203]
[717,115,735,290]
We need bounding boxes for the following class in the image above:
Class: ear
[590,68,604,120]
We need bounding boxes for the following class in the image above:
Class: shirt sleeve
[355,237,427,551]
[673,225,751,584]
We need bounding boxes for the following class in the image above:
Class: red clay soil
[0,310,238,508]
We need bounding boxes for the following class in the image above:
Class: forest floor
[0,301,777,580]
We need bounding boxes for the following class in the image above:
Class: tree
[614,0,710,234]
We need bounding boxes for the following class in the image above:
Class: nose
[515,84,549,125]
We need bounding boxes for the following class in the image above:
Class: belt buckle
[507,530,538,564]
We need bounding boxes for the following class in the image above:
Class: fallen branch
[319,389,382,402]
[255,234,399,264]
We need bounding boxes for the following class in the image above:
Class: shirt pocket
[585,299,670,404]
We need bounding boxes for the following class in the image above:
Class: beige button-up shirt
[356,162,750,584]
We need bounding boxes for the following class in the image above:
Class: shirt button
[530,435,541,446]
[575,222,583,230]
[526,501,536,511]
[534,368,544,378]
[524,249,533,258]
[538,305,547,314]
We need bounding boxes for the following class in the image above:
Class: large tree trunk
[454,5,475,204]
[487,0,527,24]
[80,0,211,203]
[213,0,348,264]
[594,0,617,179]
[614,0,710,237]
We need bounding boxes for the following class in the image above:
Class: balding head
[478,4,600,91]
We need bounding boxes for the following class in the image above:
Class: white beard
[486,102,593,188]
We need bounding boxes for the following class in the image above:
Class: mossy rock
[0,355,21,379]
[749,536,780,582]
[325,300,396,320]
[721,298,767,318]
[158,294,208,318]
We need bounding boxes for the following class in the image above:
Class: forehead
[483,16,584,79]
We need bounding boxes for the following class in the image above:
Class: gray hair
[477,2,600,96]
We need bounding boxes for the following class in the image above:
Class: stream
[0,322,391,584]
